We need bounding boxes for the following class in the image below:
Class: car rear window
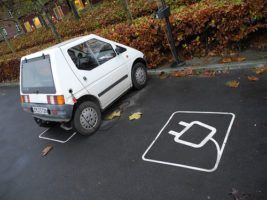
[21,55,56,94]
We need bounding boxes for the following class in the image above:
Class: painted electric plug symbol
[142,111,235,172]
[168,120,223,172]
[168,121,217,148]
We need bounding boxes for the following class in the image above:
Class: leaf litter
[226,80,240,88]
[254,66,267,75]
[105,110,121,120]
[42,145,53,157]
[229,188,251,200]
[247,76,259,81]
[129,112,142,121]
[219,56,246,63]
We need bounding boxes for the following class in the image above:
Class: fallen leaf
[232,56,246,62]
[219,56,246,63]
[129,112,142,121]
[171,70,186,77]
[184,68,193,76]
[255,66,267,74]
[159,71,169,79]
[226,80,240,88]
[207,51,217,57]
[229,188,251,200]
[247,76,259,81]
[42,145,53,156]
[202,70,216,77]
[105,110,121,120]
[220,57,232,63]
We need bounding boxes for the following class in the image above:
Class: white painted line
[169,121,217,148]
[142,111,235,172]
[39,128,77,144]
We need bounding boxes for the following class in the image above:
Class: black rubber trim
[98,75,128,97]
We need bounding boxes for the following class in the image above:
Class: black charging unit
[156,1,185,68]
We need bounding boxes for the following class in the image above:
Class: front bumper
[21,103,74,122]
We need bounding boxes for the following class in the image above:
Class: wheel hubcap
[80,107,98,130]
[135,67,146,85]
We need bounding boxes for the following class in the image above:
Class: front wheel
[131,62,148,90]
[73,101,101,136]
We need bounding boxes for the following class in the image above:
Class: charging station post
[156,0,185,68]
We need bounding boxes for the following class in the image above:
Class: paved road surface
[0,69,266,200]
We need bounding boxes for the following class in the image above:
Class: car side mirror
[115,45,127,55]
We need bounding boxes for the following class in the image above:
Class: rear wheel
[131,62,147,90]
[34,117,58,127]
[73,101,101,136]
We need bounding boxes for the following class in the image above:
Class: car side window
[67,39,116,71]
[87,39,116,65]
[68,42,99,70]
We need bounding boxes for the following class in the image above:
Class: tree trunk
[0,29,15,54]
[66,0,80,20]
[43,11,61,43]
[120,0,133,25]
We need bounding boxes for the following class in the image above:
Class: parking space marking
[39,128,77,144]
[142,111,235,172]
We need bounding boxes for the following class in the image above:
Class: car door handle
[83,77,87,81]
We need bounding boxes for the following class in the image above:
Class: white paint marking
[142,111,235,172]
[169,121,217,148]
[39,128,77,144]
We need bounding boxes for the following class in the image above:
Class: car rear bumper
[21,103,73,122]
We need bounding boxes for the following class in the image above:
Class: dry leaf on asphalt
[159,71,169,79]
[229,188,251,200]
[226,80,240,88]
[129,112,142,121]
[255,66,267,74]
[42,145,53,156]
[105,110,121,120]
[247,76,259,81]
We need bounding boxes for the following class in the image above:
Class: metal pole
[157,0,185,67]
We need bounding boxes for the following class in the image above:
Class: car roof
[21,34,95,60]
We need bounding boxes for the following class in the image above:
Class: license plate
[32,107,48,115]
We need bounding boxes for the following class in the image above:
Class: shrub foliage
[0,0,266,82]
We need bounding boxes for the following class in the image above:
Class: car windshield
[21,55,56,94]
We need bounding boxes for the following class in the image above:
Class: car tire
[73,101,101,136]
[131,62,148,90]
[34,117,58,127]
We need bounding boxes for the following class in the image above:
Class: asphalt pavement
[0,69,266,200]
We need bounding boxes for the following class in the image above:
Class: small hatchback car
[20,34,147,135]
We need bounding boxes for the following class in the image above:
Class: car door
[62,37,130,108]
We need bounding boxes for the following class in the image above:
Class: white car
[20,34,147,135]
